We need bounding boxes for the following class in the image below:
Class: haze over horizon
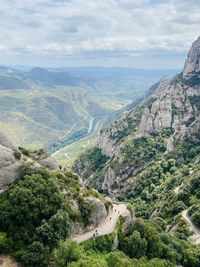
[0,0,199,69]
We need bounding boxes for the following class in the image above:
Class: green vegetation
[48,218,200,267]
[13,150,22,160]
[0,166,72,266]
[78,198,94,226]
[188,95,200,111]
[73,147,108,180]
[54,133,97,168]
[183,73,200,87]
[122,135,166,166]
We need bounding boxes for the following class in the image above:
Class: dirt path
[73,203,129,244]
[182,210,200,244]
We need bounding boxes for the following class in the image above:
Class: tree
[35,210,70,248]
[54,239,82,266]
[78,198,94,226]
[21,241,50,267]
[184,247,200,267]
[124,230,147,259]
[67,255,108,267]
[107,251,133,267]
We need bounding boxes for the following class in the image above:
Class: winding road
[182,210,200,244]
[72,203,129,244]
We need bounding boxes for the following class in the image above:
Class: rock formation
[0,131,61,192]
[0,145,21,193]
[87,197,108,225]
[0,132,21,193]
[183,36,200,77]
[0,130,18,150]
[36,156,60,170]
[74,37,200,195]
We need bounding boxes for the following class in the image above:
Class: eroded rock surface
[183,37,200,77]
[0,135,21,192]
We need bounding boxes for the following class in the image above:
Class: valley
[53,117,106,167]
[1,0,200,266]
[0,66,177,168]
[1,37,200,267]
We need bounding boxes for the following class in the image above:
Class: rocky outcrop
[87,197,108,225]
[73,155,94,180]
[0,135,21,192]
[74,37,200,195]
[97,120,129,157]
[183,37,200,77]
[0,130,18,150]
[0,131,61,192]
[0,255,21,267]
[138,78,197,136]
[71,197,108,236]
[36,156,60,170]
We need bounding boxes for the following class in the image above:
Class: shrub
[13,150,21,160]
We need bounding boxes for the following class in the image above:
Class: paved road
[73,203,129,244]
[182,210,200,244]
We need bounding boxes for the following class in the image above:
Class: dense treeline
[0,166,73,266]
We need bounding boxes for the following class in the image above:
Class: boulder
[0,145,21,192]
[87,197,108,225]
[37,156,60,170]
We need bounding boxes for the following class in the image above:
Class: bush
[121,230,147,259]
[0,232,10,252]
[34,210,70,248]
[13,150,21,160]
[18,146,30,157]
[84,234,114,253]
[78,198,94,226]
[54,240,82,266]
[21,241,50,267]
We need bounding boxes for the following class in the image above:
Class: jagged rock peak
[183,36,200,77]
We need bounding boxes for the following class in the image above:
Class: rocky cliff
[0,132,61,192]
[183,37,200,77]
[73,37,200,195]
[0,131,21,192]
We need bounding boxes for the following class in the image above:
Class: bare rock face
[73,38,200,196]
[73,155,94,180]
[97,120,128,157]
[87,197,108,225]
[71,197,108,236]
[37,156,60,170]
[0,130,18,150]
[139,75,200,137]
[183,37,200,77]
[0,145,21,193]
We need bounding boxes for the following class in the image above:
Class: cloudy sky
[0,0,199,69]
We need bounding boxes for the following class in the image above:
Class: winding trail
[182,210,200,244]
[73,203,129,244]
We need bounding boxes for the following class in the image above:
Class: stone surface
[87,197,108,225]
[37,156,60,170]
[183,37,200,77]
[0,255,21,267]
[0,144,21,192]
[0,130,18,150]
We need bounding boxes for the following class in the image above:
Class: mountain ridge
[73,37,200,198]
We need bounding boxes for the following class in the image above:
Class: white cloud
[0,0,199,67]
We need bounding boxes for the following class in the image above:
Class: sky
[0,0,200,69]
